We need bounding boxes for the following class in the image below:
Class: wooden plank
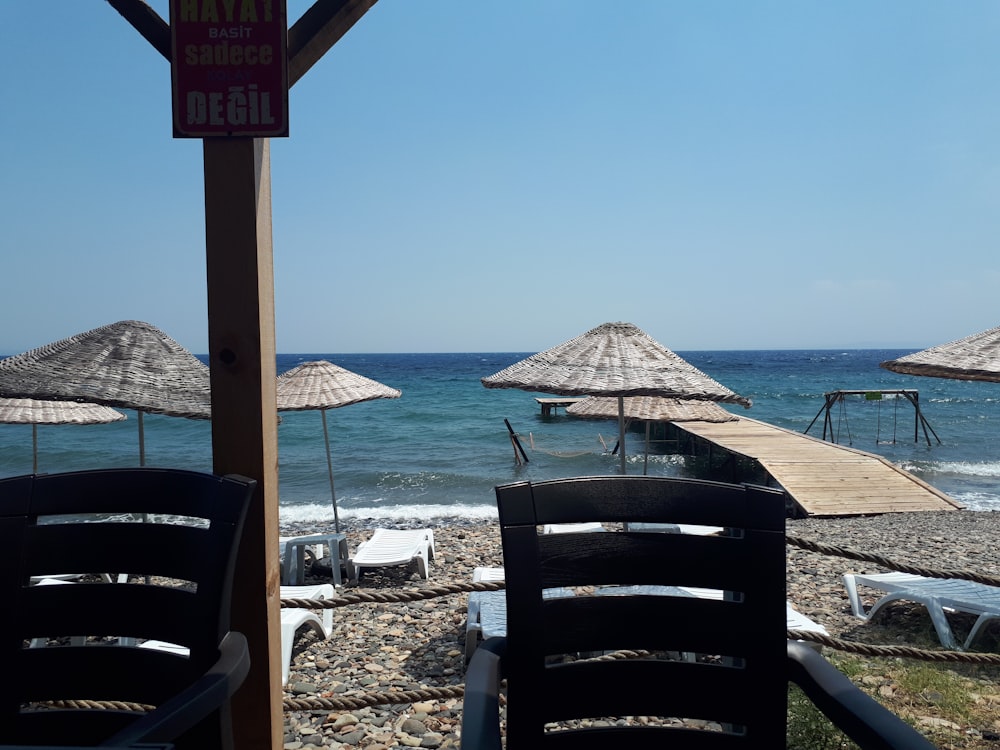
[106,0,170,59]
[288,0,380,86]
[677,416,961,516]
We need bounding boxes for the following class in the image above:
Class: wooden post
[504,418,529,465]
[104,6,380,748]
[204,137,282,750]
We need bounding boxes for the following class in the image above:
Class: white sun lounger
[843,571,1000,650]
[542,522,606,534]
[278,584,335,684]
[542,521,724,535]
[141,584,335,685]
[609,585,828,641]
[623,522,725,536]
[464,568,575,663]
[463,565,830,663]
[348,528,436,581]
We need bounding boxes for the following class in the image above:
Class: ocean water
[2,350,999,523]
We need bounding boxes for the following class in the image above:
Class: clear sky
[3,1,999,355]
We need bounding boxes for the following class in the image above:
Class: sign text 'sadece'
[170,0,288,138]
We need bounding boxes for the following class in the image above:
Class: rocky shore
[279,510,1000,749]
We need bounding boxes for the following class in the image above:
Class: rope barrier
[786,534,1000,587]
[283,535,999,645]
[279,579,505,610]
[44,534,1000,715]
[283,686,466,712]
[787,631,1000,665]
[46,699,154,712]
[284,535,1000,612]
[281,632,1000,713]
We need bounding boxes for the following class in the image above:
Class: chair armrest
[101,631,251,747]
[460,637,506,750]
[786,640,936,750]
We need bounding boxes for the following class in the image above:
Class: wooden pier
[674,416,962,517]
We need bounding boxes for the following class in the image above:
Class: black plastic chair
[0,468,256,749]
[461,475,936,750]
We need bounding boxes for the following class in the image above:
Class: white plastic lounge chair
[142,584,335,685]
[30,572,125,584]
[785,602,830,639]
[278,584,335,684]
[624,522,725,535]
[464,568,508,661]
[473,566,505,582]
[465,568,574,664]
[464,569,829,664]
[541,522,606,534]
[348,528,435,581]
[843,571,1000,650]
[280,584,335,636]
[605,585,828,641]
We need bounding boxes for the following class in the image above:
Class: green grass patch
[896,664,974,720]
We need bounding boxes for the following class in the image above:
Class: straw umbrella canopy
[880,325,1000,383]
[276,360,401,532]
[567,395,737,474]
[481,322,751,474]
[0,320,212,465]
[567,395,738,422]
[0,397,126,473]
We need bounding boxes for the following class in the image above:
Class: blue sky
[3,1,1000,355]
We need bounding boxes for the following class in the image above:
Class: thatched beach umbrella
[481,322,751,474]
[0,397,126,473]
[0,320,212,465]
[567,396,738,474]
[881,325,1000,383]
[567,395,739,423]
[277,360,401,532]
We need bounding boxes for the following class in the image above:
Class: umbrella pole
[138,410,146,467]
[136,410,151,581]
[618,396,627,475]
[32,424,38,474]
[644,421,650,476]
[321,409,341,533]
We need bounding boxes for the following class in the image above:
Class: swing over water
[1,349,998,522]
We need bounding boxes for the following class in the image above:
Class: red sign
[170,0,288,138]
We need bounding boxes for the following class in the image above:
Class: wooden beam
[288,0,379,87]
[105,0,170,60]
[106,0,382,80]
[204,137,282,750]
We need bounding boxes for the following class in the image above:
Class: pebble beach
[278,510,1000,749]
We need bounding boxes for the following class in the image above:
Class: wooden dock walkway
[674,415,962,516]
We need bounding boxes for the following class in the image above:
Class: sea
[2,349,1000,523]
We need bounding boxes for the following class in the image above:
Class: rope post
[504,418,529,464]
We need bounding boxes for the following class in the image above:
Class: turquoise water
[2,350,999,522]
